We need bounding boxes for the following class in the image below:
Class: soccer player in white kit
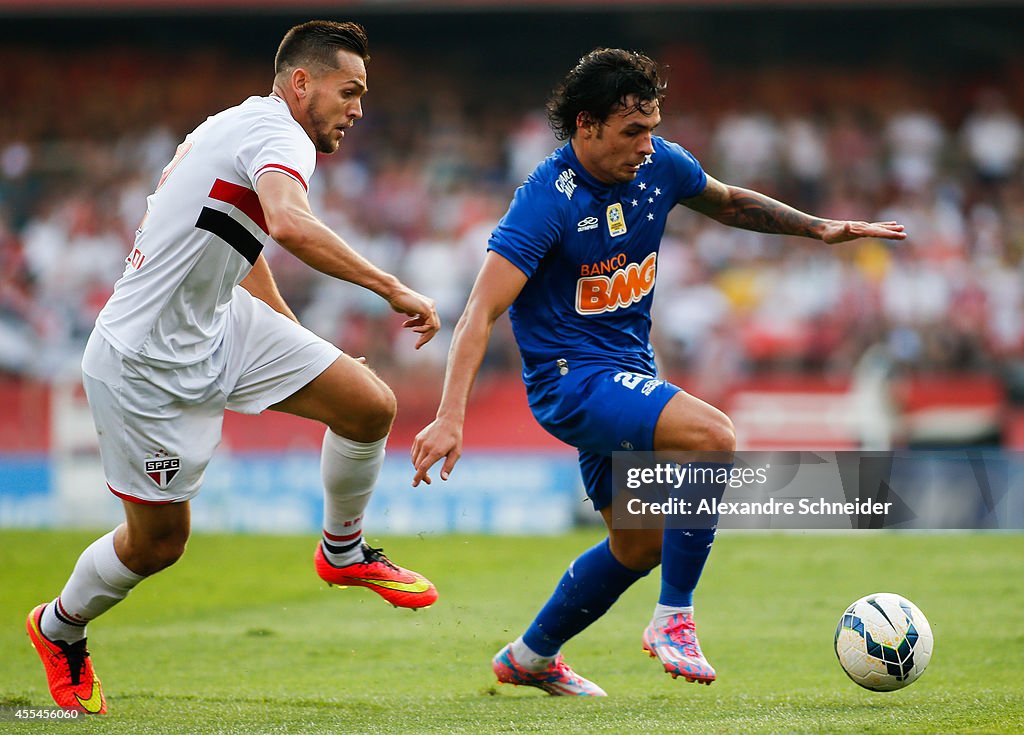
[26,21,440,714]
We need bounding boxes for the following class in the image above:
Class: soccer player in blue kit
[411,48,905,695]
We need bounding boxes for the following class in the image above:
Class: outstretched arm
[256,171,440,348]
[681,175,906,244]
[411,251,528,487]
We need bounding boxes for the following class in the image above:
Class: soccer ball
[834,592,933,691]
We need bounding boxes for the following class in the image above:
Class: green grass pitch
[1,529,1021,734]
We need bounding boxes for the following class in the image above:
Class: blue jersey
[488,136,706,384]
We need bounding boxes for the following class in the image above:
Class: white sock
[652,603,694,629]
[41,529,145,644]
[320,430,386,567]
[509,636,555,672]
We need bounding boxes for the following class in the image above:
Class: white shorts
[82,288,341,504]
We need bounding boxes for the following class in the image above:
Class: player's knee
[377,382,398,426]
[656,400,737,453]
[610,536,662,572]
[123,533,187,576]
[147,537,188,574]
[360,380,396,437]
[623,546,662,571]
[329,380,396,441]
[697,415,736,454]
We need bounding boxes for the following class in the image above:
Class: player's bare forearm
[711,187,825,237]
[410,308,493,486]
[274,210,401,297]
[683,175,906,244]
[257,171,403,299]
[240,254,299,322]
[282,222,438,345]
[436,252,526,422]
[411,252,527,486]
[684,176,824,238]
[257,172,439,345]
[436,308,495,422]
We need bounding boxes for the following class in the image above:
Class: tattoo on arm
[715,187,825,239]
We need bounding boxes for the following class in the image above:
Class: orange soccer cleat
[26,604,107,714]
[314,542,438,609]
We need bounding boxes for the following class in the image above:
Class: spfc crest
[144,449,181,488]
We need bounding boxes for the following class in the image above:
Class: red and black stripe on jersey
[194,179,269,265]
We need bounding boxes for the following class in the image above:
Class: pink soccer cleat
[492,643,607,696]
[642,611,716,684]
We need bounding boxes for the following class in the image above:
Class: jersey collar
[562,140,614,191]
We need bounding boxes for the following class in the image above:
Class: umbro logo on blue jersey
[577,216,599,232]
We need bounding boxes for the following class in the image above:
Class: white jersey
[96,95,315,367]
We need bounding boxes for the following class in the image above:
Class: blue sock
[659,526,716,607]
[523,538,649,657]
[659,463,726,607]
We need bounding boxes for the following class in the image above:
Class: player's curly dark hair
[274,20,370,78]
[546,48,666,141]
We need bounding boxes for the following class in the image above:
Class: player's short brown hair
[274,20,369,78]
[546,48,665,141]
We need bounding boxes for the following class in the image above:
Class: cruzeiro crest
[144,449,181,488]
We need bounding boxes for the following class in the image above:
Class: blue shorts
[526,363,681,510]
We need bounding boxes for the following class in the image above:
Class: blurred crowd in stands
[1,44,1023,401]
